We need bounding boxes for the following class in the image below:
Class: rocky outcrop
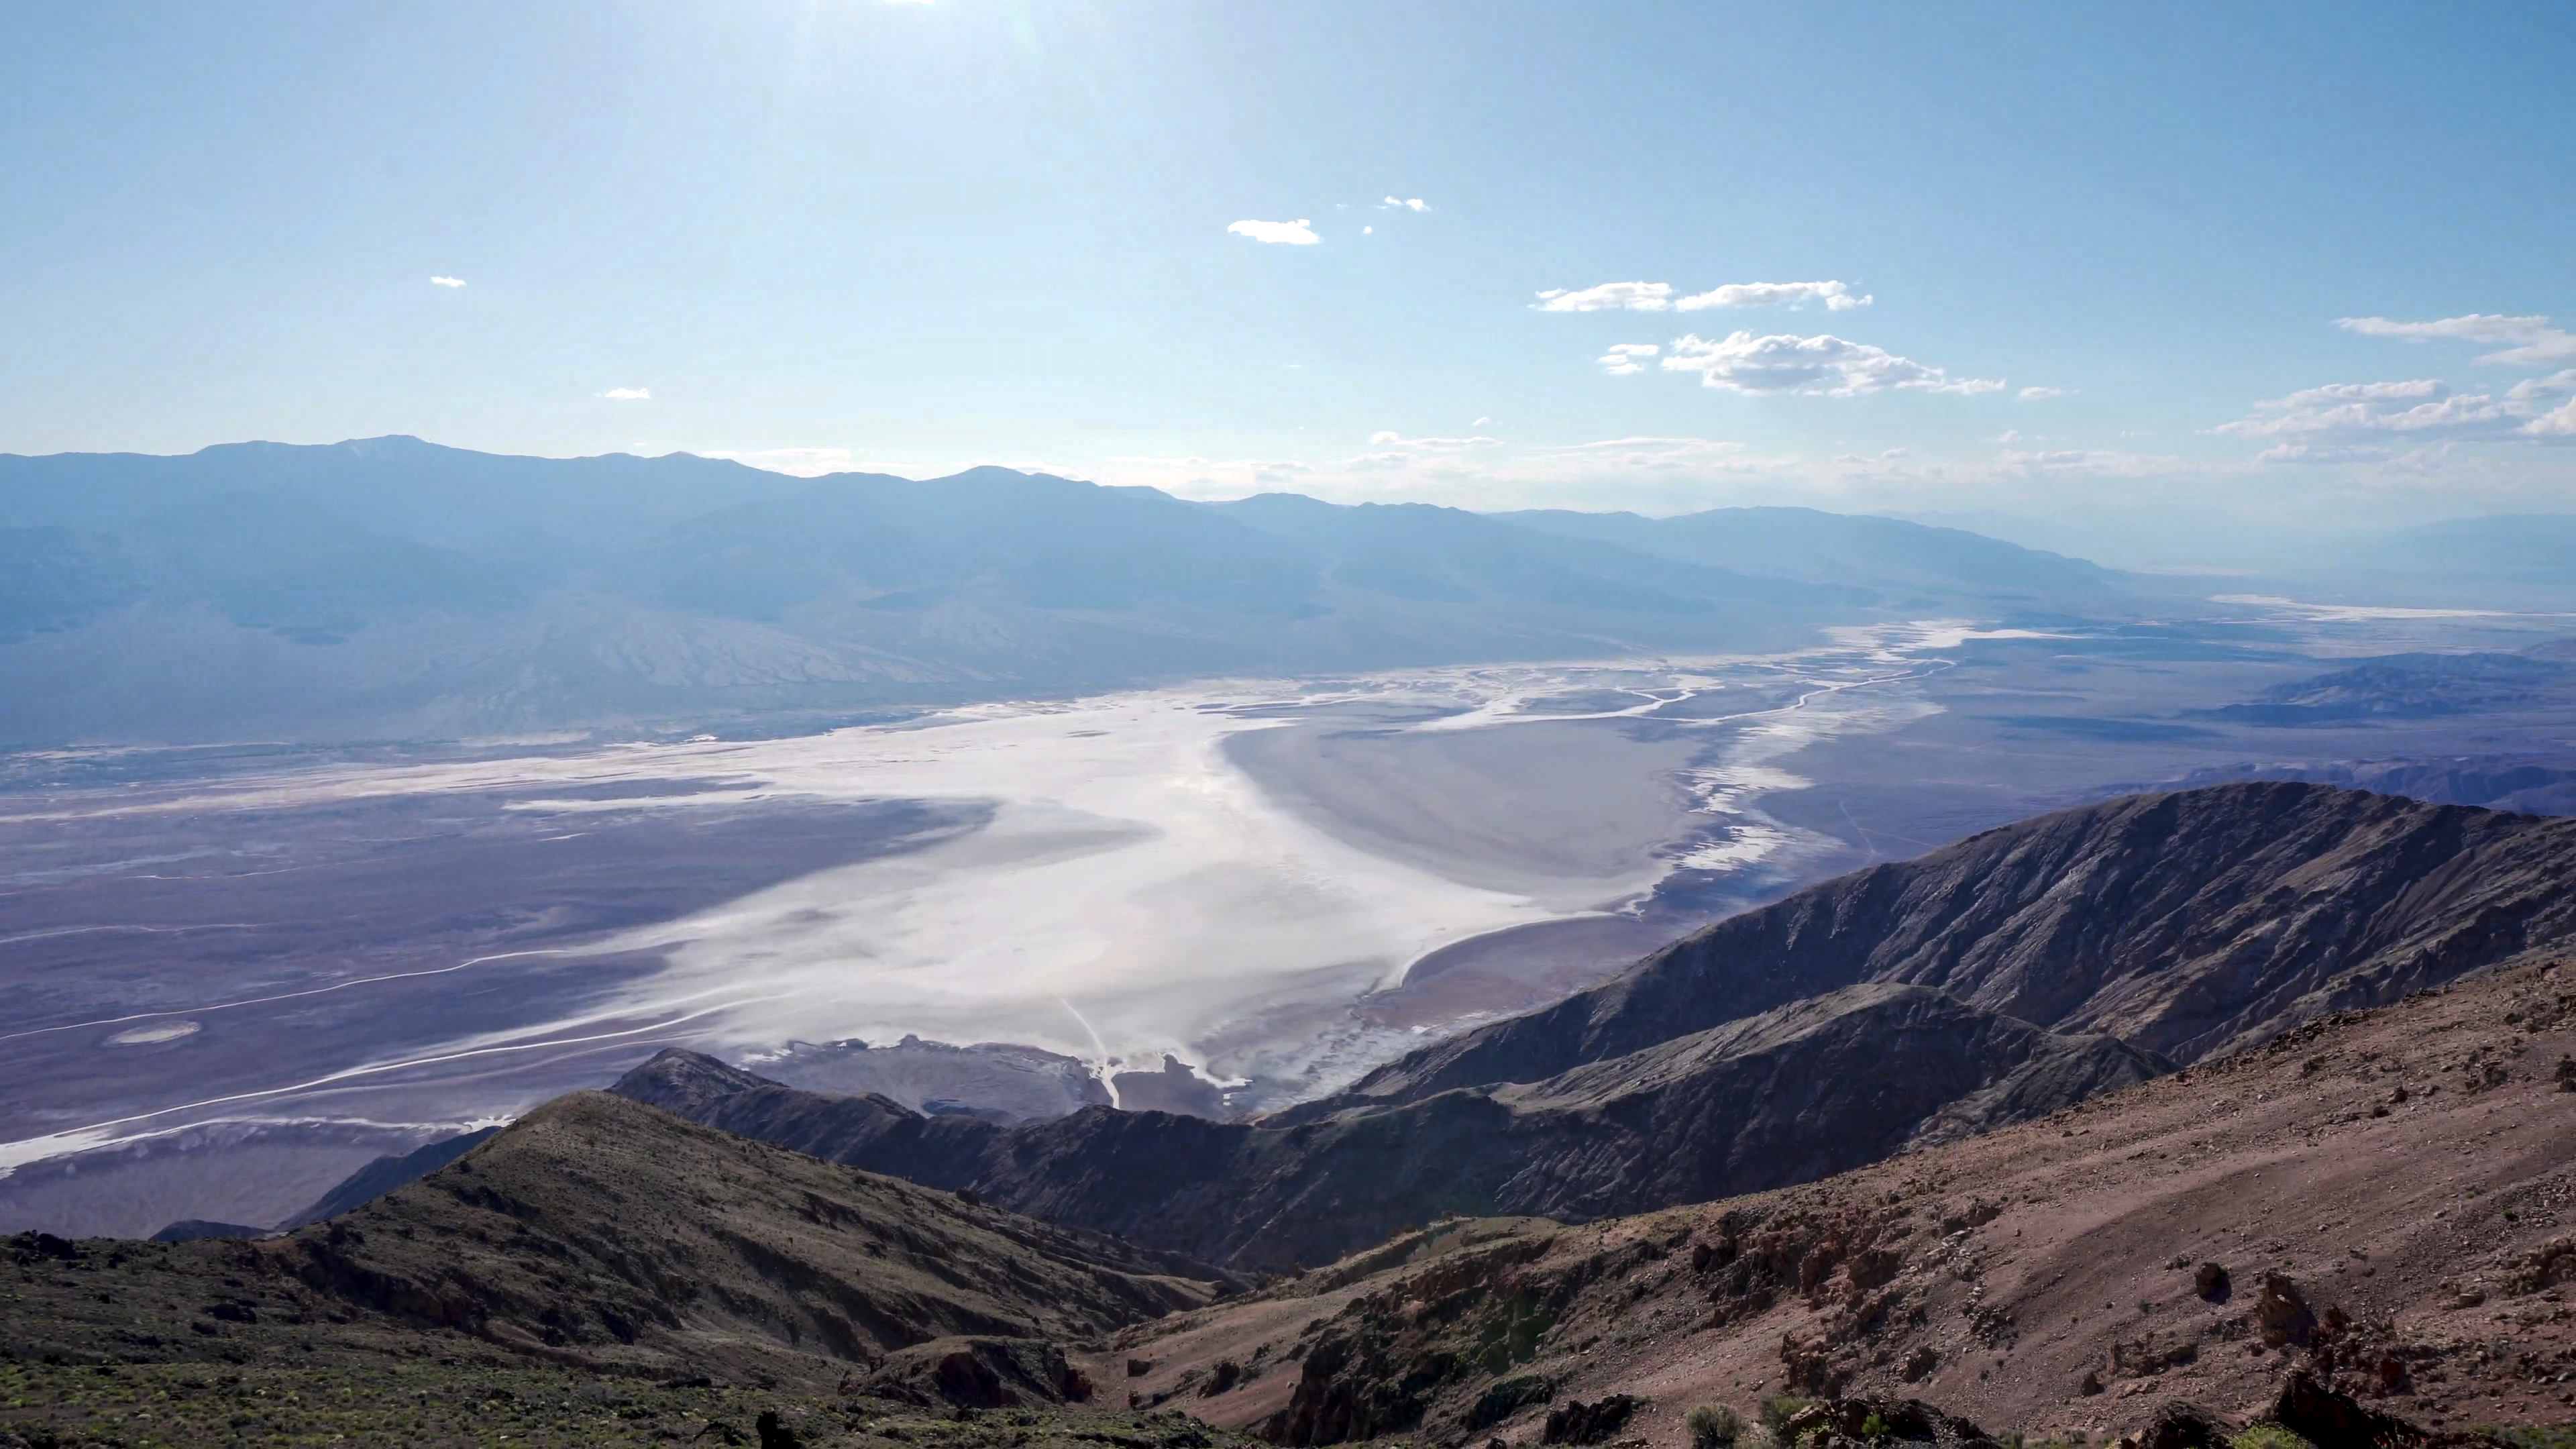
[861,1336,1095,1409]
[616,984,2157,1269]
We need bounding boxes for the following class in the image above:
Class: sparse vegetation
[1758,1395,1807,1446]
[0,1358,1251,1449]
[2229,1426,2314,1449]
[1687,1403,1742,1448]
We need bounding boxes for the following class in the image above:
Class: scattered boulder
[2118,1400,2228,1449]
[2192,1262,2231,1301]
[2265,1368,2508,1447]
[1542,1395,1641,1446]
[2250,1273,2318,1348]
[859,1336,1090,1409]
[2504,1236,2576,1295]
[2110,1336,2198,1377]
[1464,1375,1556,1432]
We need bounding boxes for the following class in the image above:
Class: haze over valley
[8,5,2576,1446]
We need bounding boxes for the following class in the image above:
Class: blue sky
[4,1,2573,562]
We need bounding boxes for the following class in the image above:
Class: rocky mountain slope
[3,1091,1234,1398]
[1345,782,2576,1108]
[1101,947,2576,1446]
[12,959,2576,1444]
[616,784,2576,1271]
[614,983,2163,1272]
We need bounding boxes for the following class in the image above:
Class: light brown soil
[1097,949,2576,1442]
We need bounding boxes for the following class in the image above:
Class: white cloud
[2214,372,2576,458]
[1381,196,1430,212]
[2019,386,2072,399]
[1535,281,1674,313]
[1228,218,1320,246]
[1674,280,1871,312]
[1362,225,1374,235]
[600,386,651,400]
[1598,343,1661,376]
[2216,378,2518,446]
[1996,447,2172,476]
[2253,442,2399,466]
[1538,278,1874,314]
[1366,430,1503,451]
[1659,331,2004,397]
[429,275,466,288]
[2338,313,2576,368]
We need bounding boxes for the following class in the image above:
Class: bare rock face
[2249,1273,2318,1348]
[2267,1369,2508,1448]
[1342,783,2576,1106]
[1540,1395,1639,1445]
[618,984,2158,1269]
[2118,1400,2228,1449]
[861,1336,1093,1409]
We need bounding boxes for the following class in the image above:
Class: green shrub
[1860,1411,1890,1440]
[2229,1427,2314,1449]
[1688,1403,1741,1448]
[1758,1396,1805,1446]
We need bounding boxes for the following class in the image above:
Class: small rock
[2192,1263,2230,1301]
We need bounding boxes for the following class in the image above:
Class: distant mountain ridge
[0,436,2130,744]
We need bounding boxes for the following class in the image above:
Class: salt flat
[6,604,2574,1235]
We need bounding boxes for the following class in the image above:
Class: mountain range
[0,437,2125,744]
[607,782,2576,1273]
[9,781,2575,1446]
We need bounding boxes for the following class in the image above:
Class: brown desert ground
[1095,947,2576,1444]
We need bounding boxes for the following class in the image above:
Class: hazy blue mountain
[0,435,815,557]
[2206,649,2576,725]
[2353,514,2576,586]
[1494,504,2121,597]
[0,438,2137,745]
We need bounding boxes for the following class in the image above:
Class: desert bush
[1687,1403,1741,1448]
[2229,1427,2314,1449]
[1758,1396,1805,1446]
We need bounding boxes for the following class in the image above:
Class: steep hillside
[1345,782,2576,1107]
[617,784,2576,1272]
[1,1091,1235,1395]
[1102,948,2576,1445]
[618,985,2164,1271]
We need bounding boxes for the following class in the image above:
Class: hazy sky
[5,2,2573,559]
